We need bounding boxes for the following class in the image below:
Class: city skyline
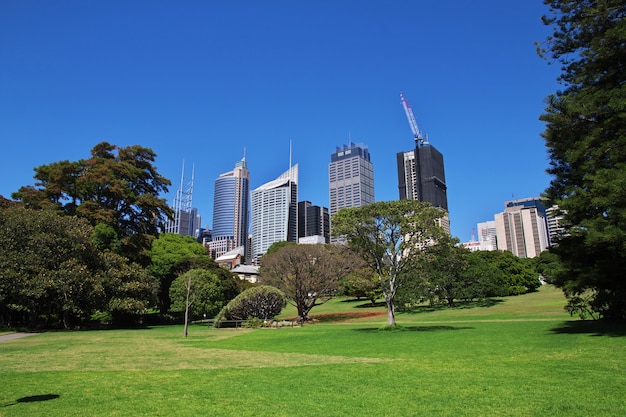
[0,2,560,241]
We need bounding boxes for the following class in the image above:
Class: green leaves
[540,0,626,320]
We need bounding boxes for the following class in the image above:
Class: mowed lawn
[1,286,624,417]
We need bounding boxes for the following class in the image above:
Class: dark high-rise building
[397,143,448,211]
[298,201,330,243]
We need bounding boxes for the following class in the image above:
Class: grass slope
[0,286,624,416]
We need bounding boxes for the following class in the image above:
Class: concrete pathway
[0,332,38,342]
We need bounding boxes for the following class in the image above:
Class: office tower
[494,197,550,258]
[207,157,250,259]
[545,205,566,246]
[328,143,374,220]
[397,91,449,234]
[397,144,448,211]
[250,164,298,263]
[477,220,498,251]
[166,162,199,236]
[298,201,330,243]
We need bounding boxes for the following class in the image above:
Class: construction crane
[399,91,425,145]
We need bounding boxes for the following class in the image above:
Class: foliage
[146,232,242,314]
[533,249,564,284]
[340,265,383,305]
[332,200,447,326]
[168,269,224,320]
[538,0,626,321]
[214,285,286,327]
[0,206,157,328]
[414,236,470,307]
[264,240,296,256]
[11,142,172,265]
[260,244,358,321]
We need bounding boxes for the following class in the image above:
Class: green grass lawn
[1,286,624,416]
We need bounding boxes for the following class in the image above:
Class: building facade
[494,198,549,258]
[298,201,330,243]
[328,143,374,239]
[250,164,298,263]
[207,157,250,259]
[397,143,449,233]
[477,220,498,251]
[397,143,448,210]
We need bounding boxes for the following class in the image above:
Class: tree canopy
[12,142,172,264]
[538,0,626,321]
[332,200,447,326]
[147,233,242,314]
[260,243,359,321]
[0,206,157,328]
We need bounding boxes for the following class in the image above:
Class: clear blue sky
[0,0,561,241]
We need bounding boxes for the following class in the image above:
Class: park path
[0,333,37,343]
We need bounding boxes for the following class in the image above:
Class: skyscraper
[397,143,448,211]
[207,157,250,259]
[298,201,330,243]
[328,142,374,220]
[250,164,298,263]
[397,91,449,234]
[494,197,550,258]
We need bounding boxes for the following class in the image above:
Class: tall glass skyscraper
[250,164,298,263]
[328,143,374,217]
[209,157,250,259]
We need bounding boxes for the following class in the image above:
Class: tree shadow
[2,394,60,407]
[399,298,504,314]
[550,320,626,337]
[340,298,386,308]
[354,325,474,332]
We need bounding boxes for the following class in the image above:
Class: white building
[250,165,298,264]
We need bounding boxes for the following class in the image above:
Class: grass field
[1,285,624,416]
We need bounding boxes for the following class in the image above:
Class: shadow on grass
[354,325,474,332]
[2,394,60,407]
[340,298,387,308]
[398,298,504,315]
[550,320,626,337]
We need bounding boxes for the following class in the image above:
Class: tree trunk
[183,275,191,337]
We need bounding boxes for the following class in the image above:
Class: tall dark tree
[12,142,172,264]
[538,0,626,321]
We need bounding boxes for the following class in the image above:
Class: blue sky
[0,1,561,241]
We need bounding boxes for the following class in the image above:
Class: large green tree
[12,142,172,264]
[0,206,157,328]
[169,269,225,336]
[538,0,626,321]
[148,233,213,314]
[332,200,447,326]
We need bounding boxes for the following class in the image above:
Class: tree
[260,244,357,321]
[538,0,626,321]
[214,286,287,327]
[332,200,447,326]
[169,269,224,336]
[147,233,211,313]
[0,206,157,328]
[341,266,383,306]
[11,142,172,264]
[415,236,470,307]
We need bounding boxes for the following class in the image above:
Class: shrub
[214,286,286,328]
